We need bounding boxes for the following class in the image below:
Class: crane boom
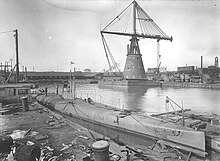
[101,33,112,71]
[100,33,120,72]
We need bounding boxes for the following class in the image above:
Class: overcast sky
[0,0,219,72]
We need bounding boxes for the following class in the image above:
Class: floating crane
[101,0,172,79]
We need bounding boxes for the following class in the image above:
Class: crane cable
[0,30,14,35]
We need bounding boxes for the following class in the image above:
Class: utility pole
[14,29,19,83]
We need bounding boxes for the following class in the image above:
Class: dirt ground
[0,102,119,161]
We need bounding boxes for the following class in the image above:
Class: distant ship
[99,0,172,87]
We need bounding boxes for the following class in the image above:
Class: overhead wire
[69,102,98,140]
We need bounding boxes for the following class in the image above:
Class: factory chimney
[201,56,203,68]
[25,67,28,81]
[214,56,219,68]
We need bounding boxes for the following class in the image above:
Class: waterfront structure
[0,83,32,104]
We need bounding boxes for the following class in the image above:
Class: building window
[9,88,16,96]
[18,89,28,95]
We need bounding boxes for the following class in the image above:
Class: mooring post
[92,140,110,161]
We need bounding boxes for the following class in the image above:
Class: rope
[136,8,144,34]
[69,103,103,140]
[129,114,163,141]
[136,4,169,38]
[63,100,184,148]
[103,2,133,31]
[68,103,162,143]
[0,30,14,35]
[123,5,132,33]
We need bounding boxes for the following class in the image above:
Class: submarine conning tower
[123,36,146,79]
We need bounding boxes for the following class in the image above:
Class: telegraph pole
[14,29,19,83]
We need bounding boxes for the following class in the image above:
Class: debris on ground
[0,100,219,161]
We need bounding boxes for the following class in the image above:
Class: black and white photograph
[0,0,220,160]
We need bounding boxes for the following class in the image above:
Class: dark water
[74,84,220,115]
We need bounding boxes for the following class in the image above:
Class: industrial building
[25,71,101,82]
[175,56,220,83]
[177,66,195,73]
[0,70,101,84]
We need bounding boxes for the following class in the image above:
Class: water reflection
[98,86,149,111]
[75,84,220,115]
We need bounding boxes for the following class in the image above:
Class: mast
[133,1,136,35]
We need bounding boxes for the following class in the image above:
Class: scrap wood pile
[0,129,95,161]
[0,103,23,115]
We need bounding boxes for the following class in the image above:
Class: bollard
[21,96,29,111]
[14,144,41,161]
[92,140,110,161]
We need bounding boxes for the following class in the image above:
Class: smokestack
[201,56,203,68]
[214,56,219,67]
[25,67,27,81]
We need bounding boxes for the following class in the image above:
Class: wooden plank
[0,109,11,115]
[151,109,191,117]
[186,151,192,161]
